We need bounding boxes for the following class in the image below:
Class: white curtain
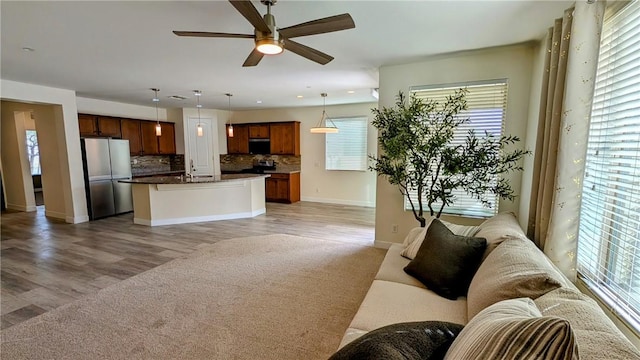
[543,1,606,282]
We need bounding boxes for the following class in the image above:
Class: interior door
[186,117,214,176]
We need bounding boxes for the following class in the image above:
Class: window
[25,130,41,175]
[577,0,640,332]
[405,80,509,218]
[325,117,368,171]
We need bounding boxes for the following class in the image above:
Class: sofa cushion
[329,321,464,360]
[348,280,467,333]
[474,211,526,260]
[466,236,563,319]
[535,287,640,360]
[444,298,579,360]
[401,218,481,260]
[404,219,487,300]
[375,244,427,289]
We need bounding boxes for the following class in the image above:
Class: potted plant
[369,89,529,227]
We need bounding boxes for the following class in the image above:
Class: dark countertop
[221,170,300,175]
[132,170,185,178]
[121,173,270,185]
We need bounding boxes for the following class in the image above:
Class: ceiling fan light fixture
[256,38,283,55]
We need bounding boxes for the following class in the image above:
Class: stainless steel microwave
[248,138,271,154]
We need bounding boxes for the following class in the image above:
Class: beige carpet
[1,234,385,359]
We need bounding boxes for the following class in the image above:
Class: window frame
[405,79,509,218]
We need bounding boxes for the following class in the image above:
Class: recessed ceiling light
[297,95,304,99]
[256,100,263,104]
[22,47,35,52]
[347,90,355,94]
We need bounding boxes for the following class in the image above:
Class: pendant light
[195,90,203,137]
[151,88,162,136]
[310,93,338,134]
[226,93,234,138]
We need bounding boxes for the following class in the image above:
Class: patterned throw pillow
[330,321,464,360]
[444,298,578,360]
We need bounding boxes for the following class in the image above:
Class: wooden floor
[0,202,375,330]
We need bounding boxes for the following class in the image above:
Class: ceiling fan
[173,0,355,67]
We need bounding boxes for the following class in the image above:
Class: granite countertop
[220,170,300,175]
[131,170,185,178]
[120,173,270,185]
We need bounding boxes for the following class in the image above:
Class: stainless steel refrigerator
[81,138,133,220]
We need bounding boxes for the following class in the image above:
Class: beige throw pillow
[474,211,526,260]
[444,298,579,360]
[466,236,563,319]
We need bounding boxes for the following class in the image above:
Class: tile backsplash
[131,154,184,176]
[220,154,301,173]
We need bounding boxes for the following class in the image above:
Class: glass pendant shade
[226,93,234,138]
[310,93,338,134]
[152,88,161,136]
[195,90,204,137]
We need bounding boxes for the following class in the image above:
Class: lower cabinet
[265,172,300,204]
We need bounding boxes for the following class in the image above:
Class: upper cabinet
[248,124,270,139]
[78,114,121,138]
[121,119,143,155]
[227,124,249,154]
[79,113,176,155]
[270,122,300,156]
[226,121,300,155]
[158,122,176,154]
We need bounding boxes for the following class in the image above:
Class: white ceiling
[1,1,572,111]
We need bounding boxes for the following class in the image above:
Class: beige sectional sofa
[338,213,640,359]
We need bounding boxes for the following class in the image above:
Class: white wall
[375,44,536,246]
[218,103,378,207]
[1,80,88,223]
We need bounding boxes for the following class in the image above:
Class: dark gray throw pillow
[404,219,486,300]
[328,321,464,360]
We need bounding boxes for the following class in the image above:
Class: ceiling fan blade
[242,48,264,67]
[278,13,355,39]
[173,31,254,39]
[285,39,333,65]
[228,0,271,33]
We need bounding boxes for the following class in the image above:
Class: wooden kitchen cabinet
[121,119,143,155]
[265,172,300,203]
[78,114,99,136]
[140,121,160,155]
[269,122,300,155]
[97,116,121,137]
[78,114,121,137]
[248,124,270,139]
[158,122,176,154]
[227,124,249,154]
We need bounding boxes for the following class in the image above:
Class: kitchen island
[120,174,269,226]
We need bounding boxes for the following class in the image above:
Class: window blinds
[406,80,508,218]
[325,117,368,171]
[577,0,640,331]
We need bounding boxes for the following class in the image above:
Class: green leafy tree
[369,90,529,227]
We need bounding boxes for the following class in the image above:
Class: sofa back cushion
[535,287,640,360]
[474,212,526,260]
[444,297,578,360]
[466,236,564,319]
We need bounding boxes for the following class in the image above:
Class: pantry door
[186,117,214,176]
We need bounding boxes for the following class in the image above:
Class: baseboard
[7,203,37,212]
[45,210,66,220]
[300,196,375,208]
[373,240,394,249]
[67,215,90,224]
[134,208,266,227]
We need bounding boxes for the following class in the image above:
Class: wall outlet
[132,159,138,165]
[392,224,398,233]
[315,187,320,193]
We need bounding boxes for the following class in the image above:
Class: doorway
[186,116,215,176]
